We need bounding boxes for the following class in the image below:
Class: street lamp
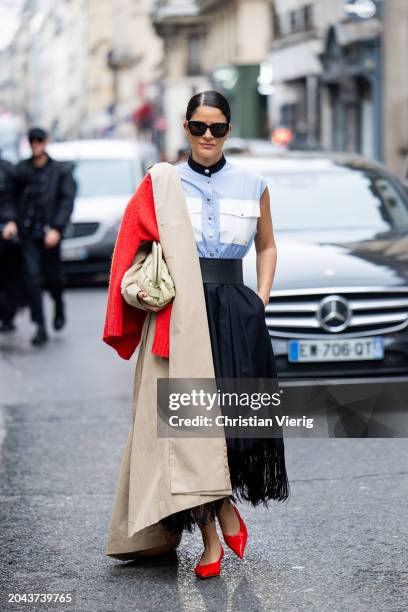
[343,0,377,19]
[212,65,239,91]
[257,61,275,96]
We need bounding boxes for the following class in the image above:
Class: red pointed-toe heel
[222,504,248,559]
[194,544,224,579]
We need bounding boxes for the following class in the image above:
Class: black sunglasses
[187,120,230,138]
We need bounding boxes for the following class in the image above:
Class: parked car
[228,151,408,378]
[223,137,284,156]
[0,113,24,163]
[47,139,159,281]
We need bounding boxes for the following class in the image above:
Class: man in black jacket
[0,149,22,331]
[2,127,77,346]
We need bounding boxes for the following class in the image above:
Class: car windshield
[263,168,408,232]
[71,159,136,197]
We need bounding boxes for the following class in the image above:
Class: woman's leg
[197,518,223,565]
[216,498,240,535]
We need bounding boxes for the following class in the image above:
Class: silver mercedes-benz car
[47,139,159,281]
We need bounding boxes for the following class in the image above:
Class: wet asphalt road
[0,287,408,612]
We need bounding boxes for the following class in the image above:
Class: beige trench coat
[105,162,232,559]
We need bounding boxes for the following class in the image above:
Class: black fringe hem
[158,440,290,535]
[228,439,290,506]
[159,497,227,536]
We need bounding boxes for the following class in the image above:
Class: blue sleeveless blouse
[174,155,267,259]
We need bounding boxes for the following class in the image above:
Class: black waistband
[199,257,243,284]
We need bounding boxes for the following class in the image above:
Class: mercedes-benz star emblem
[317,295,352,332]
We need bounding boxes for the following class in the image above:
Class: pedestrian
[103,90,289,577]
[175,145,189,163]
[0,147,22,331]
[4,127,77,346]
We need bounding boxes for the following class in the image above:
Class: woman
[103,90,289,578]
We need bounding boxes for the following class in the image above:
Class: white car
[46,139,159,280]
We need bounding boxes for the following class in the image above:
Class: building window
[277,4,314,37]
[187,35,202,76]
[303,5,314,31]
[277,13,290,36]
[55,14,64,35]
[289,10,296,32]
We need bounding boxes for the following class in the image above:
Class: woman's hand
[257,291,270,306]
[137,290,165,312]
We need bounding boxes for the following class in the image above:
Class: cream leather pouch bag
[121,240,175,309]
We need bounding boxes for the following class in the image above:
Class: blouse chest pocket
[185,197,203,243]
[219,199,261,246]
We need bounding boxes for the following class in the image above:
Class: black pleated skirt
[160,277,290,534]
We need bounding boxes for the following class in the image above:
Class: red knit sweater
[102,173,173,359]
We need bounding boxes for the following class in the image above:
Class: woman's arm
[254,187,277,306]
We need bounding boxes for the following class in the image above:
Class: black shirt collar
[187,152,226,176]
[30,153,52,168]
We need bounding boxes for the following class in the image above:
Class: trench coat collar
[149,162,218,378]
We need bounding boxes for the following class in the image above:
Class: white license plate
[288,337,384,362]
[61,247,88,261]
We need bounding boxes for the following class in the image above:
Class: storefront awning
[325,18,382,48]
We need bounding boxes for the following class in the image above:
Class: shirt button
[205,169,210,174]
[208,216,212,220]
[207,197,211,201]
[209,252,214,257]
[209,232,214,237]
